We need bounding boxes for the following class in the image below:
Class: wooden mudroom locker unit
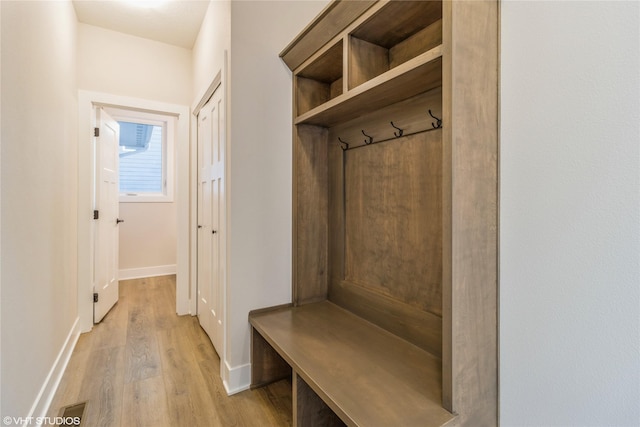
[249,1,498,426]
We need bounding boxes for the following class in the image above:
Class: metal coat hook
[338,137,349,151]
[428,110,442,129]
[390,121,404,138]
[362,130,373,145]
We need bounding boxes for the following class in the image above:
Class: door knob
[116,218,124,225]
[198,225,203,229]
[212,230,217,234]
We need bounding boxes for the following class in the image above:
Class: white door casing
[78,91,190,334]
[197,86,224,355]
[197,105,212,339]
[94,107,120,323]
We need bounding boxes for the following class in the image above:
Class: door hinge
[94,127,100,137]
[93,210,99,220]
[93,293,99,303]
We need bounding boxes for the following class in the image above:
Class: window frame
[107,108,175,203]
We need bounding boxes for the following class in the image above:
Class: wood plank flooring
[48,275,292,426]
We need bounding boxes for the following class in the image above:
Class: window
[107,108,175,202]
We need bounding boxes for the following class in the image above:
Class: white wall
[118,203,177,273]
[1,0,79,417]
[500,1,640,425]
[224,0,329,391]
[192,0,230,103]
[78,23,192,275]
[0,1,3,413]
[78,23,192,106]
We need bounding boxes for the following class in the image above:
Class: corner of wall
[222,360,251,396]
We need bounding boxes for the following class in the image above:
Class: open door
[94,107,120,323]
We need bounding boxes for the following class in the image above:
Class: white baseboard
[27,317,81,426]
[119,264,176,280]
[223,360,251,395]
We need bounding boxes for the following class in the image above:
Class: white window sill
[119,194,173,203]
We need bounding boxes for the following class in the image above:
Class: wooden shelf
[250,301,454,427]
[295,45,442,127]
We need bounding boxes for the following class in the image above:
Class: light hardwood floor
[48,276,292,426]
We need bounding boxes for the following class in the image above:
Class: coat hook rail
[390,121,404,138]
[362,130,373,145]
[428,110,442,129]
[338,109,443,151]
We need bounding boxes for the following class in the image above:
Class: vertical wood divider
[441,0,454,413]
[293,372,345,427]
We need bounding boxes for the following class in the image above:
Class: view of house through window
[107,107,175,203]
[118,121,164,194]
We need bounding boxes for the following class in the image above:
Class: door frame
[78,90,191,332]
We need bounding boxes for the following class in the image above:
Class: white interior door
[197,87,224,355]
[94,107,120,323]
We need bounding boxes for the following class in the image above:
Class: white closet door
[197,86,224,356]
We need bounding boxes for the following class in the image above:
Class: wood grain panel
[390,19,443,69]
[298,39,343,83]
[349,36,389,89]
[294,125,329,305]
[442,0,499,423]
[329,278,442,357]
[344,130,443,316]
[330,77,343,99]
[327,141,345,296]
[294,373,345,427]
[297,77,331,116]
[251,326,291,388]
[351,0,442,48]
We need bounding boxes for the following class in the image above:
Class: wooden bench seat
[249,301,454,427]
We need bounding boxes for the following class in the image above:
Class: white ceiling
[73,0,210,49]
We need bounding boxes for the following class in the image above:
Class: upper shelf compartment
[296,46,442,127]
[291,0,444,127]
[296,39,343,117]
[349,1,442,89]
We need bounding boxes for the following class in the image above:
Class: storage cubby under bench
[251,302,452,426]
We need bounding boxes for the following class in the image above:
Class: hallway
[48,276,292,426]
